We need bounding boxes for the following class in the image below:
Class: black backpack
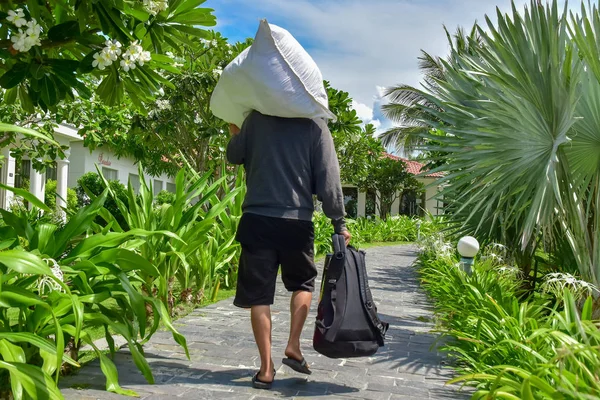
[313,234,389,358]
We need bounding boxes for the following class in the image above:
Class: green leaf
[0,250,53,276]
[0,286,47,308]
[0,340,26,399]
[0,63,29,89]
[40,76,58,107]
[0,360,64,400]
[48,21,81,41]
[0,125,58,149]
[4,87,18,104]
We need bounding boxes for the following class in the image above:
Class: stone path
[61,245,468,399]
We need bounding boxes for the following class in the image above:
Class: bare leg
[251,305,274,382]
[285,290,312,361]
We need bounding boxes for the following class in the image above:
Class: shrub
[76,172,129,228]
[44,179,78,213]
[155,190,176,205]
[417,240,600,399]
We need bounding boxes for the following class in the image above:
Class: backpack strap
[315,234,346,333]
[351,249,389,346]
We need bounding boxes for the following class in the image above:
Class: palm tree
[380,26,481,153]
[417,0,600,288]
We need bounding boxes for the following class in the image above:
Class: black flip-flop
[282,357,312,375]
[252,372,273,390]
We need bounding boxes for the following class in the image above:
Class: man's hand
[341,230,352,247]
[229,124,241,136]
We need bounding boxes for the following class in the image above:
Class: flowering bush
[0,1,217,110]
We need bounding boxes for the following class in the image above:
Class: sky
[208,0,581,132]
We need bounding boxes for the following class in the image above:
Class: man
[227,110,351,390]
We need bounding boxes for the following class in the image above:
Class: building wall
[67,142,175,192]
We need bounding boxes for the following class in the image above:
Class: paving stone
[61,245,471,400]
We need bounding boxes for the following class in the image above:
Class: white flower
[143,0,168,15]
[104,39,122,60]
[155,99,171,110]
[7,8,27,28]
[194,114,203,124]
[10,30,27,52]
[92,51,113,70]
[120,57,136,72]
[213,67,223,77]
[137,50,151,66]
[211,39,218,47]
[9,17,42,53]
[166,51,175,59]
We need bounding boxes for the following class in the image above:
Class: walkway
[61,245,468,399]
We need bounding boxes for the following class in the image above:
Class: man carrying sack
[215,21,351,390]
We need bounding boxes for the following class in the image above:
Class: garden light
[457,236,479,274]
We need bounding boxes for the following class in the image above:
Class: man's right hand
[341,230,352,247]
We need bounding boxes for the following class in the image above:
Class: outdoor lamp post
[457,236,479,274]
[416,221,422,241]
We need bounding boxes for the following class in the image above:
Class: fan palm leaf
[415,1,600,285]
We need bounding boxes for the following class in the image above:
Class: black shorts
[234,245,317,308]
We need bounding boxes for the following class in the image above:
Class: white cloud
[215,0,577,138]
[351,100,374,123]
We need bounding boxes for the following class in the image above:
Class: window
[154,179,163,196]
[366,190,377,218]
[342,187,358,219]
[129,173,140,193]
[166,182,176,193]
[15,160,31,189]
[45,162,57,182]
[102,167,118,181]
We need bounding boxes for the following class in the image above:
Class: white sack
[210,19,336,128]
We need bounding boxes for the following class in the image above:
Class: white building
[341,154,444,219]
[0,123,175,213]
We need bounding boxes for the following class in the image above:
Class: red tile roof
[384,153,444,178]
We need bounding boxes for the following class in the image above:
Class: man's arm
[226,123,245,165]
[313,122,348,235]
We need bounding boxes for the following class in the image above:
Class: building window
[342,187,358,219]
[129,173,140,193]
[45,162,57,182]
[154,179,163,196]
[14,160,31,189]
[166,182,176,193]
[102,167,118,181]
[366,190,377,218]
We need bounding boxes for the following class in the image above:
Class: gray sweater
[227,111,347,233]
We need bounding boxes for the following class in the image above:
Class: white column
[56,148,70,218]
[29,159,45,210]
[1,147,16,210]
[357,191,366,218]
[391,190,401,216]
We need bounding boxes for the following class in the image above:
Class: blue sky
[207,0,580,132]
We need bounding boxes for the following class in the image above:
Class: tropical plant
[44,180,77,214]
[0,188,188,399]
[418,242,600,400]
[357,156,421,218]
[99,165,241,313]
[381,26,481,153]
[0,0,217,112]
[76,172,129,228]
[414,1,600,288]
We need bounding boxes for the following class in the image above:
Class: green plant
[416,1,600,285]
[100,165,241,314]
[155,190,176,206]
[44,179,77,213]
[76,172,128,228]
[0,188,187,399]
[0,0,217,111]
[418,241,600,399]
